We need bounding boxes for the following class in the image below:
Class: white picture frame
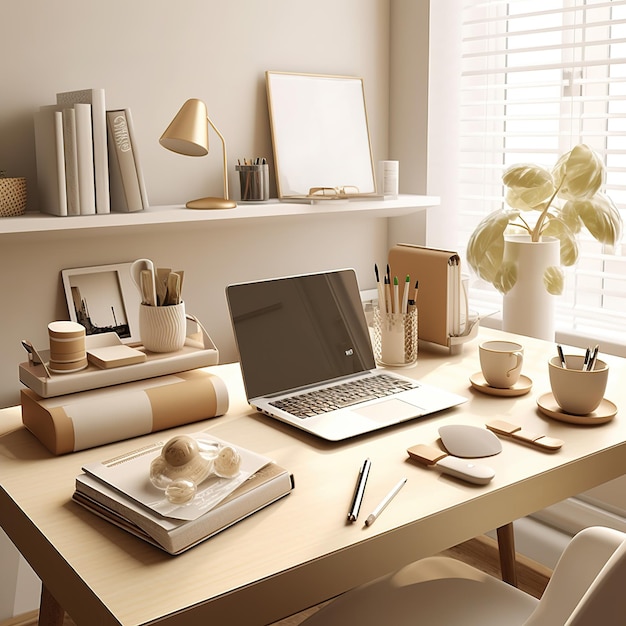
[61,262,140,344]
[266,71,377,199]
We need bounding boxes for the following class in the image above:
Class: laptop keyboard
[269,373,418,418]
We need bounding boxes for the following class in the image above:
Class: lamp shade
[159,99,209,157]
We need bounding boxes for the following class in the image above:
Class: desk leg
[39,585,65,626]
[497,523,518,587]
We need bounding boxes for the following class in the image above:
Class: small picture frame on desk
[61,262,140,344]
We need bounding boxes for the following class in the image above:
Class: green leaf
[503,164,555,210]
[569,193,623,246]
[494,261,517,294]
[466,209,518,283]
[544,266,564,295]
[552,144,604,201]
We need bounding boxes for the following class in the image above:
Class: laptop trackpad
[353,398,424,424]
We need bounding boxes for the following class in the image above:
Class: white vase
[502,234,560,341]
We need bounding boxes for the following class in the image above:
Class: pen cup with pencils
[236,161,269,201]
[372,306,418,367]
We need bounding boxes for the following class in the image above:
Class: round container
[48,321,87,374]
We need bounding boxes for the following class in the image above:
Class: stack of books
[34,87,149,215]
[73,433,294,554]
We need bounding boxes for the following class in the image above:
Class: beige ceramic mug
[549,355,608,415]
[479,340,524,388]
[139,302,186,353]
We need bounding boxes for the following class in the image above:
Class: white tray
[19,318,219,398]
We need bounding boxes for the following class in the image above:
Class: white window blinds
[458,0,626,349]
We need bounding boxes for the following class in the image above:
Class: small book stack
[73,433,294,554]
[34,88,149,215]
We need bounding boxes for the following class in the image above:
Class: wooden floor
[2,535,551,626]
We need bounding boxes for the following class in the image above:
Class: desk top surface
[1,328,625,625]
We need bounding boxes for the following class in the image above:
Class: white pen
[384,277,391,314]
[365,477,407,527]
[401,274,410,314]
[393,276,400,314]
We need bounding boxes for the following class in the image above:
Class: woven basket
[0,177,27,217]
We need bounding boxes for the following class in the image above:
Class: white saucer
[469,372,533,397]
[536,392,617,425]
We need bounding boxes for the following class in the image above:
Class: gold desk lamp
[159,98,237,210]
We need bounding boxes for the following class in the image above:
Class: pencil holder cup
[548,355,608,415]
[236,163,269,201]
[372,306,418,367]
[139,302,186,353]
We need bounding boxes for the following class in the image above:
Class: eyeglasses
[308,185,360,198]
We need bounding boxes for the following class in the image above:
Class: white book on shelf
[41,103,95,215]
[125,108,149,210]
[73,103,96,215]
[106,108,148,212]
[60,107,80,216]
[33,108,67,216]
[56,88,110,214]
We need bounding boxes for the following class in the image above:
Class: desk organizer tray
[19,317,218,398]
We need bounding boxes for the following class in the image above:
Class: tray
[19,317,219,398]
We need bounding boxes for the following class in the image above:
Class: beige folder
[388,243,462,347]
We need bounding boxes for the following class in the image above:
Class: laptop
[226,269,466,441]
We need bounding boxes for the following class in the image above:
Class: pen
[413,280,419,305]
[557,344,566,369]
[384,276,391,314]
[582,347,591,371]
[375,264,385,312]
[365,477,407,527]
[393,276,400,314]
[401,274,410,314]
[587,345,599,371]
[348,458,371,522]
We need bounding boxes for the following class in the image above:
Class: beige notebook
[388,244,462,347]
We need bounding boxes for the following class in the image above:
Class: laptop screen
[227,269,376,399]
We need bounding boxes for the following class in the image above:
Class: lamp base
[186,197,237,210]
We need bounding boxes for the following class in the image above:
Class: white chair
[300,526,626,625]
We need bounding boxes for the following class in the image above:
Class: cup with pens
[372,265,418,367]
[548,344,609,415]
[236,158,269,201]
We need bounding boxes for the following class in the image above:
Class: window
[457,0,626,352]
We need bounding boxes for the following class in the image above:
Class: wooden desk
[1,328,625,625]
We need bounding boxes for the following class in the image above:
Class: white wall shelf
[0,195,439,238]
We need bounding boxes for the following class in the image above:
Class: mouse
[438,424,502,458]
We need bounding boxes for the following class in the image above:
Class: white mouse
[438,424,502,458]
